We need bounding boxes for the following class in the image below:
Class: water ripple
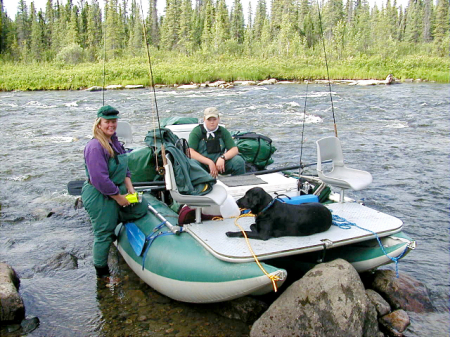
[0,83,448,336]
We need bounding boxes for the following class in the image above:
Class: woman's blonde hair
[92,118,114,157]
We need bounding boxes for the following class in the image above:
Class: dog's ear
[246,187,265,213]
[248,189,260,209]
[257,187,273,208]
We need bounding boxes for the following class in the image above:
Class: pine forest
[0,0,448,90]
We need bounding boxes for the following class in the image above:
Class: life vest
[200,124,224,154]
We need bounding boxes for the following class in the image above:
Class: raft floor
[184,173,403,263]
[185,202,403,263]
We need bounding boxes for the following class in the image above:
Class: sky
[4,0,411,19]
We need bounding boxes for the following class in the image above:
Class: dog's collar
[257,197,285,217]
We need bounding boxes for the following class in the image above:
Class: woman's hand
[110,194,131,207]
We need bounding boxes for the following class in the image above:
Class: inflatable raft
[96,121,415,303]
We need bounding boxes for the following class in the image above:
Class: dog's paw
[226,231,239,237]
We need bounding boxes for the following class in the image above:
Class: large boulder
[0,263,25,323]
[369,270,433,313]
[250,259,382,337]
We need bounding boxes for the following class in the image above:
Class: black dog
[226,187,332,240]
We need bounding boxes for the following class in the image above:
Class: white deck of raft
[183,173,403,263]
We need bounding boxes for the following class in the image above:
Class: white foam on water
[64,102,78,107]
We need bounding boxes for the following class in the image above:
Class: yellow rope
[212,211,281,292]
[233,213,281,292]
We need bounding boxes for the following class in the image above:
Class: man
[188,107,245,178]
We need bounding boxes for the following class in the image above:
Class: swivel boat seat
[316,136,372,203]
[116,121,133,145]
[164,154,228,223]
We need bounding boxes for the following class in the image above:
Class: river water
[0,82,448,336]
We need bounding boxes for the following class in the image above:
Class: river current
[0,82,448,336]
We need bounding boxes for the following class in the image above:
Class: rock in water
[379,309,410,336]
[366,289,391,316]
[370,270,434,313]
[207,297,268,324]
[34,251,78,273]
[250,259,382,337]
[21,316,40,334]
[0,263,25,323]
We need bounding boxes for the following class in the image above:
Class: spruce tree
[404,0,423,43]
[16,0,30,52]
[86,0,102,61]
[351,0,371,53]
[147,0,159,46]
[322,0,345,40]
[278,4,298,56]
[253,0,267,41]
[160,0,180,50]
[230,0,245,44]
[79,0,89,48]
[422,0,432,42]
[433,0,449,55]
[213,0,230,52]
[128,0,143,56]
[178,0,194,54]
[66,5,80,45]
[200,0,214,51]
[30,3,44,61]
[243,2,253,54]
[105,0,123,58]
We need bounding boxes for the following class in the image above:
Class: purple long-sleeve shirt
[84,134,130,196]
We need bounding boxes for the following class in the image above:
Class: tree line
[0,0,448,64]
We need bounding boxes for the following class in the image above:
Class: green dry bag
[233,132,276,171]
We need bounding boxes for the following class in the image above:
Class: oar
[123,204,181,257]
[125,222,146,256]
[147,204,182,235]
[67,180,166,196]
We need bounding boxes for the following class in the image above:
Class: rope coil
[332,214,409,277]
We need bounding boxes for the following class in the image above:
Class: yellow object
[234,212,281,293]
[125,192,142,204]
[213,210,281,292]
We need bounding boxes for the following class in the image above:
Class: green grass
[0,54,448,91]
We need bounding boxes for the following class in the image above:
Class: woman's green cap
[97,105,120,119]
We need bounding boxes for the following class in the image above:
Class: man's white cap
[204,107,220,119]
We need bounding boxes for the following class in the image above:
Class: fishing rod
[298,81,309,178]
[240,161,330,177]
[139,1,167,171]
[67,180,166,196]
[102,15,107,106]
[317,2,338,137]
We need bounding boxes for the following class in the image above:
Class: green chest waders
[198,137,246,176]
[82,152,147,268]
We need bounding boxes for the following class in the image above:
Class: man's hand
[208,160,219,178]
[216,157,226,174]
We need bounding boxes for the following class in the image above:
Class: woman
[81,105,147,278]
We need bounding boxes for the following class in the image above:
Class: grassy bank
[1,54,448,91]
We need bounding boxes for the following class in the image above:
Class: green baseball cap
[97,105,120,119]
